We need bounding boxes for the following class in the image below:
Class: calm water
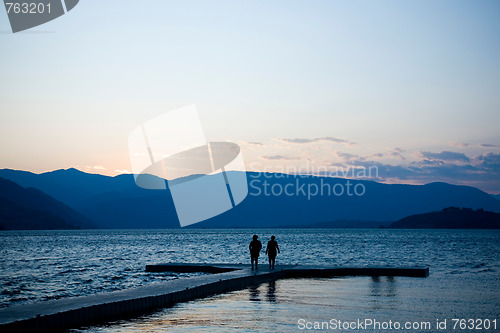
[1,229,500,332]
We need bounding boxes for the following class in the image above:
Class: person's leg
[251,256,255,269]
[255,257,259,269]
[269,256,272,269]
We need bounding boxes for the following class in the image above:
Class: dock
[0,264,429,332]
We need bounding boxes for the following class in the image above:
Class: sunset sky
[1,0,499,193]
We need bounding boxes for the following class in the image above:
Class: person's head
[253,235,258,240]
[271,235,275,240]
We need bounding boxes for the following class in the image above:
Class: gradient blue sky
[1,1,499,192]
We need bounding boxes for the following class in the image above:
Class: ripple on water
[1,229,499,310]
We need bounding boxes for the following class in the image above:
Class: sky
[1,0,499,193]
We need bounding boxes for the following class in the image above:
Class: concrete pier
[0,264,428,332]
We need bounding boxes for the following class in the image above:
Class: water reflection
[370,276,397,310]
[266,280,277,303]
[249,285,261,302]
[68,275,500,333]
[386,276,396,297]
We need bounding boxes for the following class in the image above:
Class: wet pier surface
[0,264,429,332]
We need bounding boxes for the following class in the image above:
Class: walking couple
[249,235,280,270]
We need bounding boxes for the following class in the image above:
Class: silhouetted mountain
[1,169,500,229]
[389,207,500,229]
[0,177,94,230]
[193,173,500,228]
[0,168,137,208]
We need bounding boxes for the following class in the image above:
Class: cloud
[335,151,360,161]
[321,137,353,144]
[420,151,470,162]
[279,137,355,146]
[449,142,499,148]
[241,141,263,146]
[418,159,445,166]
[85,165,107,170]
[238,141,264,151]
[280,138,315,144]
[475,153,500,169]
[115,169,131,174]
[387,147,406,160]
[339,160,479,182]
[450,142,472,148]
[245,139,500,192]
[261,155,301,160]
[326,151,500,192]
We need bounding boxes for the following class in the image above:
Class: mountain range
[0,177,93,230]
[1,168,500,229]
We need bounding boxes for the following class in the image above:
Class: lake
[1,229,499,332]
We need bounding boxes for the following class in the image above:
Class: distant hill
[0,168,138,208]
[389,207,500,229]
[1,169,500,229]
[0,177,94,230]
[492,194,500,201]
[0,169,178,229]
[193,173,500,228]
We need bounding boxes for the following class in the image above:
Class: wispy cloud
[450,142,472,148]
[449,142,500,149]
[387,147,406,160]
[326,152,500,193]
[420,151,470,162]
[238,141,264,151]
[335,151,360,161]
[240,141,263,146]
[279,137,355,146]
[261,155,301,160]
[85,165,107,170]
[242,138,500,192]
[479,143,500,148]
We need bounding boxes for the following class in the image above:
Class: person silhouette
[249,235,262,270]
[265,235,280,269]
